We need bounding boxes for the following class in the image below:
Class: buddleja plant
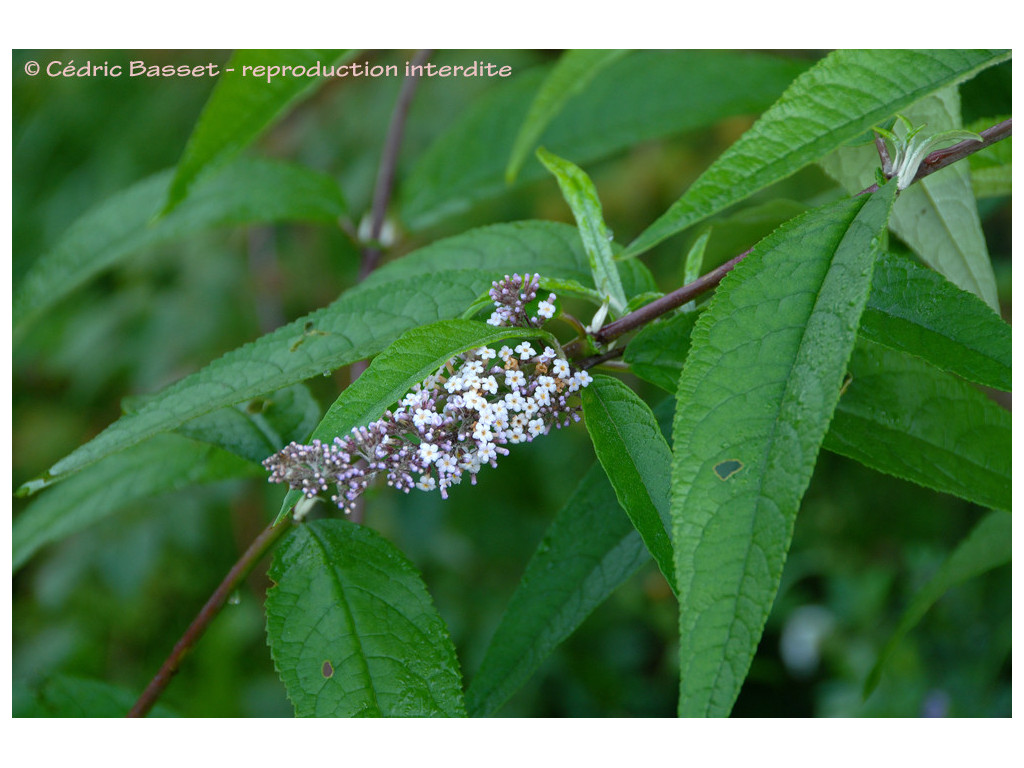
[12,49,1011,718]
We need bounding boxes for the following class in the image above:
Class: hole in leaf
[713,459,744,481]
[322,661,334,678]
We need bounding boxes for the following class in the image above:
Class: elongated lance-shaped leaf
[14,158,349,336]
[826,341,1010,511]
[623,49,1009,258]
[163,49,353,213]
[274,320,559,521]
[671,183,897,717]
[266,519,466,717]
[820,86,999,309]
[467,397,676,716]
[17,222,590,497]
[13,434,259,572]
[403,50,810,230]
[582,375,675,588]
[536,147,627,314]
[863,510,1010,698]
[859,251,1010,392]
[505,49,629,184]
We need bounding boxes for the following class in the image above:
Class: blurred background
[11,49,1011,717]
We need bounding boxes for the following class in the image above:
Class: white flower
[476,346,497,360]
[418,443,440,464]
[536,375,556,394]
[537,299,555,319]
[528,418,546,437]
[533,388,551,406]
[552,358,571,378]
[479,375,499,394]
[574,370,593,388]
[504,369,526,389]
[504,391,526,412]
[486,312,503,326]
[462,360,484,375]
[477,442,497,463]
[416,475,437,491]
[436,453,459,475]
[515,341,536,360]
[463,390,487,411]
[539,346,557,362]
[473,422,493,443]
[413,408,436,428]
[498,346,514,362]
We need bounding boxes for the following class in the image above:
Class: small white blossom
[552,358,571,378]
[528,418,546,437]
[537,299,555,319]
[504,391,527,412]
[418,443,440,464]
[515,341,536,360]
[498,346,514,363]
[476,346,497,360]
[505,370,526,389]
[416,475,437,491]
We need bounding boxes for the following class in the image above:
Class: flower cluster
[263,276,591,515]
[486,272,557,328]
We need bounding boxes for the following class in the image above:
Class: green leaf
[582,375,675,587]
[537,147,627,313]
[29,676,178,718]
[966,115,1011,198]
[266,518,466,717]
[820,86,999,309]
[18,221,589,497]
[864,510,1011,697]
[13,434,258,572]
[164,49,353,213]
[825,341,1010,512]
[860,251,1011,392]
[402,50,812,229]
[671,184,897,717]
[466,463,650,717]
[506,49,629,184]
[14,158,349,336]
[624,49,1009,258]
[623,311,698,393]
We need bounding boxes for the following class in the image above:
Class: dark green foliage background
[12,50,1011,717]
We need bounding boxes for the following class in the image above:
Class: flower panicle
[263,277,590,515]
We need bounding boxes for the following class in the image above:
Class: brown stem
[593,117,1011,347]
[127,515,294,717]
[359,49,433,280]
